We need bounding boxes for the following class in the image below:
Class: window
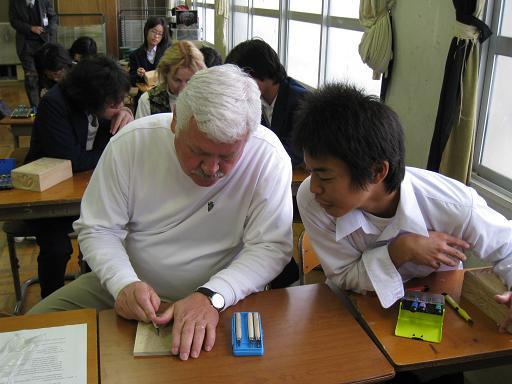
[195,0,215,43]
[473,0,512,215]
[230,0,382,95]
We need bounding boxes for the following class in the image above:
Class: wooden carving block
[461,269,512,333]
[11,157,72,192]
[143,70,158,87]
[133,322,173,357]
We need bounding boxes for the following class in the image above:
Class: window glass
[289,0,321,14]
[204,8,214,43]
[233,0,248,6]
[329,1,360,18]
[252,16,279,52]
[500,0,512,37]
[253,0,279,9]
[326,27,381,96]
[233,12,249,47]
[481,55,512,179]
[287,20,320,87]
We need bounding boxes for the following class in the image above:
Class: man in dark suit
[226,38,308,167]
[9,0,57,107]
[25,55,133,298]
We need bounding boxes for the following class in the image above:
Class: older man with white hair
[29,64,294,361]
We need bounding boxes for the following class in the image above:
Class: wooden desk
[349,270,512,372]
[0,116,34,148]
[0,170,91,221]
[0,308,98,383]
[99,284,394,384]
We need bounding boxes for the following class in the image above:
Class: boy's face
[304,152,373,218]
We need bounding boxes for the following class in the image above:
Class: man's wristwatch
[195,287,225,311]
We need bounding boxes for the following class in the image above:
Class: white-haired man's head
[172,64,262,187]
[175,64,261,142]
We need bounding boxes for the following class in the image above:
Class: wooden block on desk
[143,70,158,87]
[462,269,512,333]
[133,322,173,357]
[11,157,72,191]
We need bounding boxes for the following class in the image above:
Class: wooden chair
[297,230,322,285]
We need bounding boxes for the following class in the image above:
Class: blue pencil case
[231,312,264,356]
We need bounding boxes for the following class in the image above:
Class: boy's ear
[372,161,389,184]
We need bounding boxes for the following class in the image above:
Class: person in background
[225,38,308,167]
[29,65,294,362]
[34,42,73,98]
[24,55,133,298]
[200,46,222,67]
[9,0,57,108]
[295,82,512,331]
[135,40,205,119]
[129,16,170,108]
[69,36,98,63]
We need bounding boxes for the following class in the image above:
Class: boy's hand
[389,231,470,269]
[495,292,512,333]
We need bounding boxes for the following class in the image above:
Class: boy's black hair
[69,36,98,59]
[60,55,130,115]
[200,46,222,67]
[294,82,405,193]
[143,16,169,49]
[34,43,72,73]
[225,38,286,84]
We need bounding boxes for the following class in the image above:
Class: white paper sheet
[0,323,87,384]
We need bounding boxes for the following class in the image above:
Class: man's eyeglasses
[149,29,164,37]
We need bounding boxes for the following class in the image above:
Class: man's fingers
[203,322,216,352]
[190,323,207,358]
[155,303,174,325]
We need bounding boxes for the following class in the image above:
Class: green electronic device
[395,290,445,343]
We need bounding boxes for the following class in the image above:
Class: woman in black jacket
[128,16,170,108]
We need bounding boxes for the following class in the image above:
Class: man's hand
[114,281,161,322]
[31,26,44,35]
[389,231,470,269]
[110,107,134,134]
[495,292,512,333]
[154,292,219,361]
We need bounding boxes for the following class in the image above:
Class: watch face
[211,293,225,309]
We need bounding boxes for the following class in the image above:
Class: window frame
[229,0,368,89]
[472,0,512,217]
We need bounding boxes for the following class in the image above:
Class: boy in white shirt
[296,82,512,332]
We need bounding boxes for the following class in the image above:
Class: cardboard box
[11,157,72,192]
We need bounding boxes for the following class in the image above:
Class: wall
[386,0,454,168]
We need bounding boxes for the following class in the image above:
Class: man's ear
[372,161,389,184]
[170,105,177,133]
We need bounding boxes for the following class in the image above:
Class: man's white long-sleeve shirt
[297,167,512,308]
[74,113,293,307]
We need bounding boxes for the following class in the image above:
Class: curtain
[358,0,395,99]
[214,0,230,59]
[426,0,491,184]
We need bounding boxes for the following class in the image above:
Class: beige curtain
[439,1,485,183]
[358,0,395,80]
[214,0,230,59]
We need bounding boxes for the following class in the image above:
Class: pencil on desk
[443,293,474,325]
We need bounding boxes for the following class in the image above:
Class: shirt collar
[335,170,429,241]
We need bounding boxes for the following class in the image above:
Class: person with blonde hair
[135,40,206,118]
